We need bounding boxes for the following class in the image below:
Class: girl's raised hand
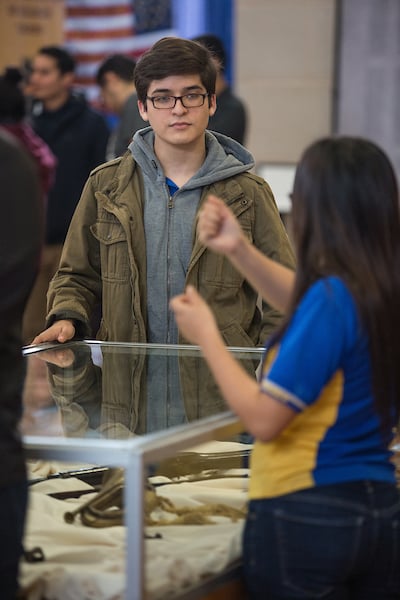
[198,194,245,256]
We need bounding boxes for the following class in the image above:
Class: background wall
[0,0,64,70]
[3,0,398,184]
[336,0,400,180]
[235,0,337,166]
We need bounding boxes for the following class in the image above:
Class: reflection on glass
[22,342,263,440]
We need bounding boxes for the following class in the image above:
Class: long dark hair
[282,136,400,427]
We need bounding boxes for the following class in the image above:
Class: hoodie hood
[129,126,255,188]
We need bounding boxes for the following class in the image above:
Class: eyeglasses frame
[145,93,209,110]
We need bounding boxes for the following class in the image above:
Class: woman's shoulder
[300,276,358,323]
[308,276,352,301]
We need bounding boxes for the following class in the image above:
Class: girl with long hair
[171,136,400,599]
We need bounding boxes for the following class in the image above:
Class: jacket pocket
[203,254,243,287]
[221,320,256,348]
[202,225,252,288]
[91,219,129,282]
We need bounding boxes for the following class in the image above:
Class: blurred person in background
[0,130,43,599]
[96,54,147,158]
[193,33,247,144]
[25,45,109,342]
[0,67,56,201]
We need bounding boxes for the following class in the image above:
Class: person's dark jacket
[31,93,109,244]
[0,131,43,487]
[208,87,247,144]
[109,92,147,159]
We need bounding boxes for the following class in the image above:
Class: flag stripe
[71,50,138,64]
[67,27,135,40]
[67,5,133,17]
[65,0,174,102]
[65,15,135,31]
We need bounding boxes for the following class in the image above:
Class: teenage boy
[33,37,294,427]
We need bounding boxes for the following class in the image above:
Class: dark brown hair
[134,37,216,107]
[96,54,136,86]
[0,68,25,121]
[192,34,227,71]
[281,136,400,427]
[37,46,75,75]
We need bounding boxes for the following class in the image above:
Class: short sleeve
[261,277,358,411]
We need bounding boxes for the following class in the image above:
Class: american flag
[64,0,175,102]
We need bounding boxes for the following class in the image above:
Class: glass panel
[21,342,262,599]
[23,418,250,599]
[22,341,263,440]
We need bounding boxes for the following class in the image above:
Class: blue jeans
[243,481,400,599]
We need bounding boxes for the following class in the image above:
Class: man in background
[193,33,247,144]
[24,45,109,342]
[96,54,147,158]
[0,131,43,598]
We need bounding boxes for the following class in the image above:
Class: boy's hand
[31,320,76,345]
[31,347,76,368]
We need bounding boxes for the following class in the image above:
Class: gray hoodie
[129,128,256,430]
[130,127,255,345]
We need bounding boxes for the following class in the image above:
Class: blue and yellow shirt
[249,276,396,499]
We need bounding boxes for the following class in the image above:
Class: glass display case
[21,341,263,600]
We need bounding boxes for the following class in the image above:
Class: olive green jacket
[47,151,294,344]
[46,152,295,425]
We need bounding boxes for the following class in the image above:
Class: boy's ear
[208,93,217,117]
[62,71,75,90]
[137,99,149,122]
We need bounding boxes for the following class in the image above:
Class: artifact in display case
[20,341,261,599]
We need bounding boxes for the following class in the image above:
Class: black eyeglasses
[146,93,209,109]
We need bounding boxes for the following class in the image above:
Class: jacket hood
[129,126,255,188]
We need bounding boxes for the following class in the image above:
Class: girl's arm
[198,194,295,313]
[170,285,296,441]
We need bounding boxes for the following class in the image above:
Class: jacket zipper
[166,193,173,345]
[166,193,174,424]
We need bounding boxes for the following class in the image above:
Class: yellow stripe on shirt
[249,370,344,499]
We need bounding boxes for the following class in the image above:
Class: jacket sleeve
[46,175,102,337]
[46,346,103,437]
[251,176,296,343]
